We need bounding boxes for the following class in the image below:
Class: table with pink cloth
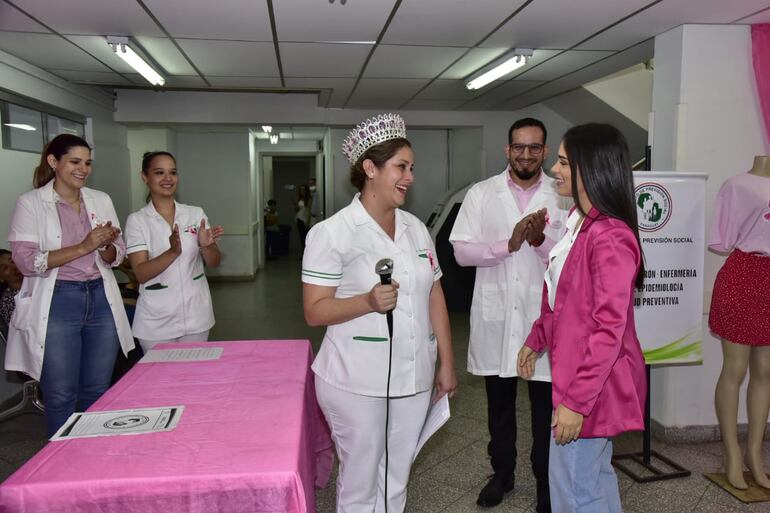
[0,340,334,513]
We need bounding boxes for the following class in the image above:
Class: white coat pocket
[10,295,34,331]
[481,283,507,322]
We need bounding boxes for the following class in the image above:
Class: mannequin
[711,156,770,490]
[748,155,770,177]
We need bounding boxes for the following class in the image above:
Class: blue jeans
[40,278,120,436]
[549,435,622,513]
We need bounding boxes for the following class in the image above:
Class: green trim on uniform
[302,269,343,280]
[418,253,428,258]
[352,336,388,342]
[192,272,205,280]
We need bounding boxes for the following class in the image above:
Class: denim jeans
[40,278,120,437]
[549,435,622,513]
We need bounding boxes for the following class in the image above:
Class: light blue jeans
[549,435,622,513]
[40,278,120,437]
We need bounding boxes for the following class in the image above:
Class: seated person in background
[0,249,23,332]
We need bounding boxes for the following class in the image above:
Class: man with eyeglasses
[449,117,568,511]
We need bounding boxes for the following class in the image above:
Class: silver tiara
[342,113,407,164]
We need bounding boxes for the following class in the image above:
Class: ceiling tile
[142,0,272,40]
[206,76,282,88]
[515,50,614,81]
[350,78,431,100]
[737,9,770,23]
[402,99,465,111]
[135,37,196,75]
[281,43,370,78]
[176,39,278,76]
[343,97,411,110]
[283,77,356,108]
[481,0,652,49]
[49,69,133,86]
[0,31,111,72]
[440,47,509,79]
[0,4,48,32]
[414,79,482,101]
[382,0,529,47]
[163,75,208,88]
[11,0,162,37]
[579,1,770,50]
[364,45,467,79]
[274,0,394,42]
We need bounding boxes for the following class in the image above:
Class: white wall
[175,131,253,277]
[650,24,769,430]
[113,90,572,188]
[0,50,131,403]
[450,127,484,191]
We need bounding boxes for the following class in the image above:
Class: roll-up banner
[633,172,707,364]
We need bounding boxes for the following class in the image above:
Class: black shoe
[476,475,514,508]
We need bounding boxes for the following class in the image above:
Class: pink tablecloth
[0,340,333,513]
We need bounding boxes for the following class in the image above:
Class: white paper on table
[50,406,184,441]
[139,347,224,363]
[413,393,450,461]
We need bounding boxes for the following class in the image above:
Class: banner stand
[612,365,691,482]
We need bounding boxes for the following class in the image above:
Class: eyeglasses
[509,143,544,155]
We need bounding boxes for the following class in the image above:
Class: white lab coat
[449,170,568,380]
[5,181,134,380]
[124,201,215,341]
[302,194,441,397]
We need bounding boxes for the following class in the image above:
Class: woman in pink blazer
[518,123,646,513]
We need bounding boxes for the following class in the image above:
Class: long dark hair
[562,123,644,288]
[33,134,91,189]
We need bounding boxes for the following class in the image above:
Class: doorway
[268,156,316,259]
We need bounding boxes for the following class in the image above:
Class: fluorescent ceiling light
[4,123,36,131]
[262,125,272,133]
[279,132,292,139]
[269,135,279,144]
[466,48,534,91]
[107,37,165,86]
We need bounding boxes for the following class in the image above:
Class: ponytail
[33,134,91,189]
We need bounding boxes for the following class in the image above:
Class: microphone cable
[375,258,394,513]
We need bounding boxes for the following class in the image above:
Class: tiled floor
[2,254,770,512]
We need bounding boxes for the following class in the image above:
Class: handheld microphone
[374,258,394,513]
[375,258,393,286]
[375,258,394,336]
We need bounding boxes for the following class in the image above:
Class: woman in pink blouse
[6,134,134,436]
[517,124,646,512]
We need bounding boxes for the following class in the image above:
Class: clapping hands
[508,208,548,252]
[198,219,224,248]
[83,221,121,253]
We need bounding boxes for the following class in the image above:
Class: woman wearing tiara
[302,113,458,513]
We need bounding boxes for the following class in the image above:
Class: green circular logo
[635,183,672,232]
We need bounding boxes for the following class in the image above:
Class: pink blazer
[524,209,647,438]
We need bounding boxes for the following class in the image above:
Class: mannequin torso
[748,155,770,177]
